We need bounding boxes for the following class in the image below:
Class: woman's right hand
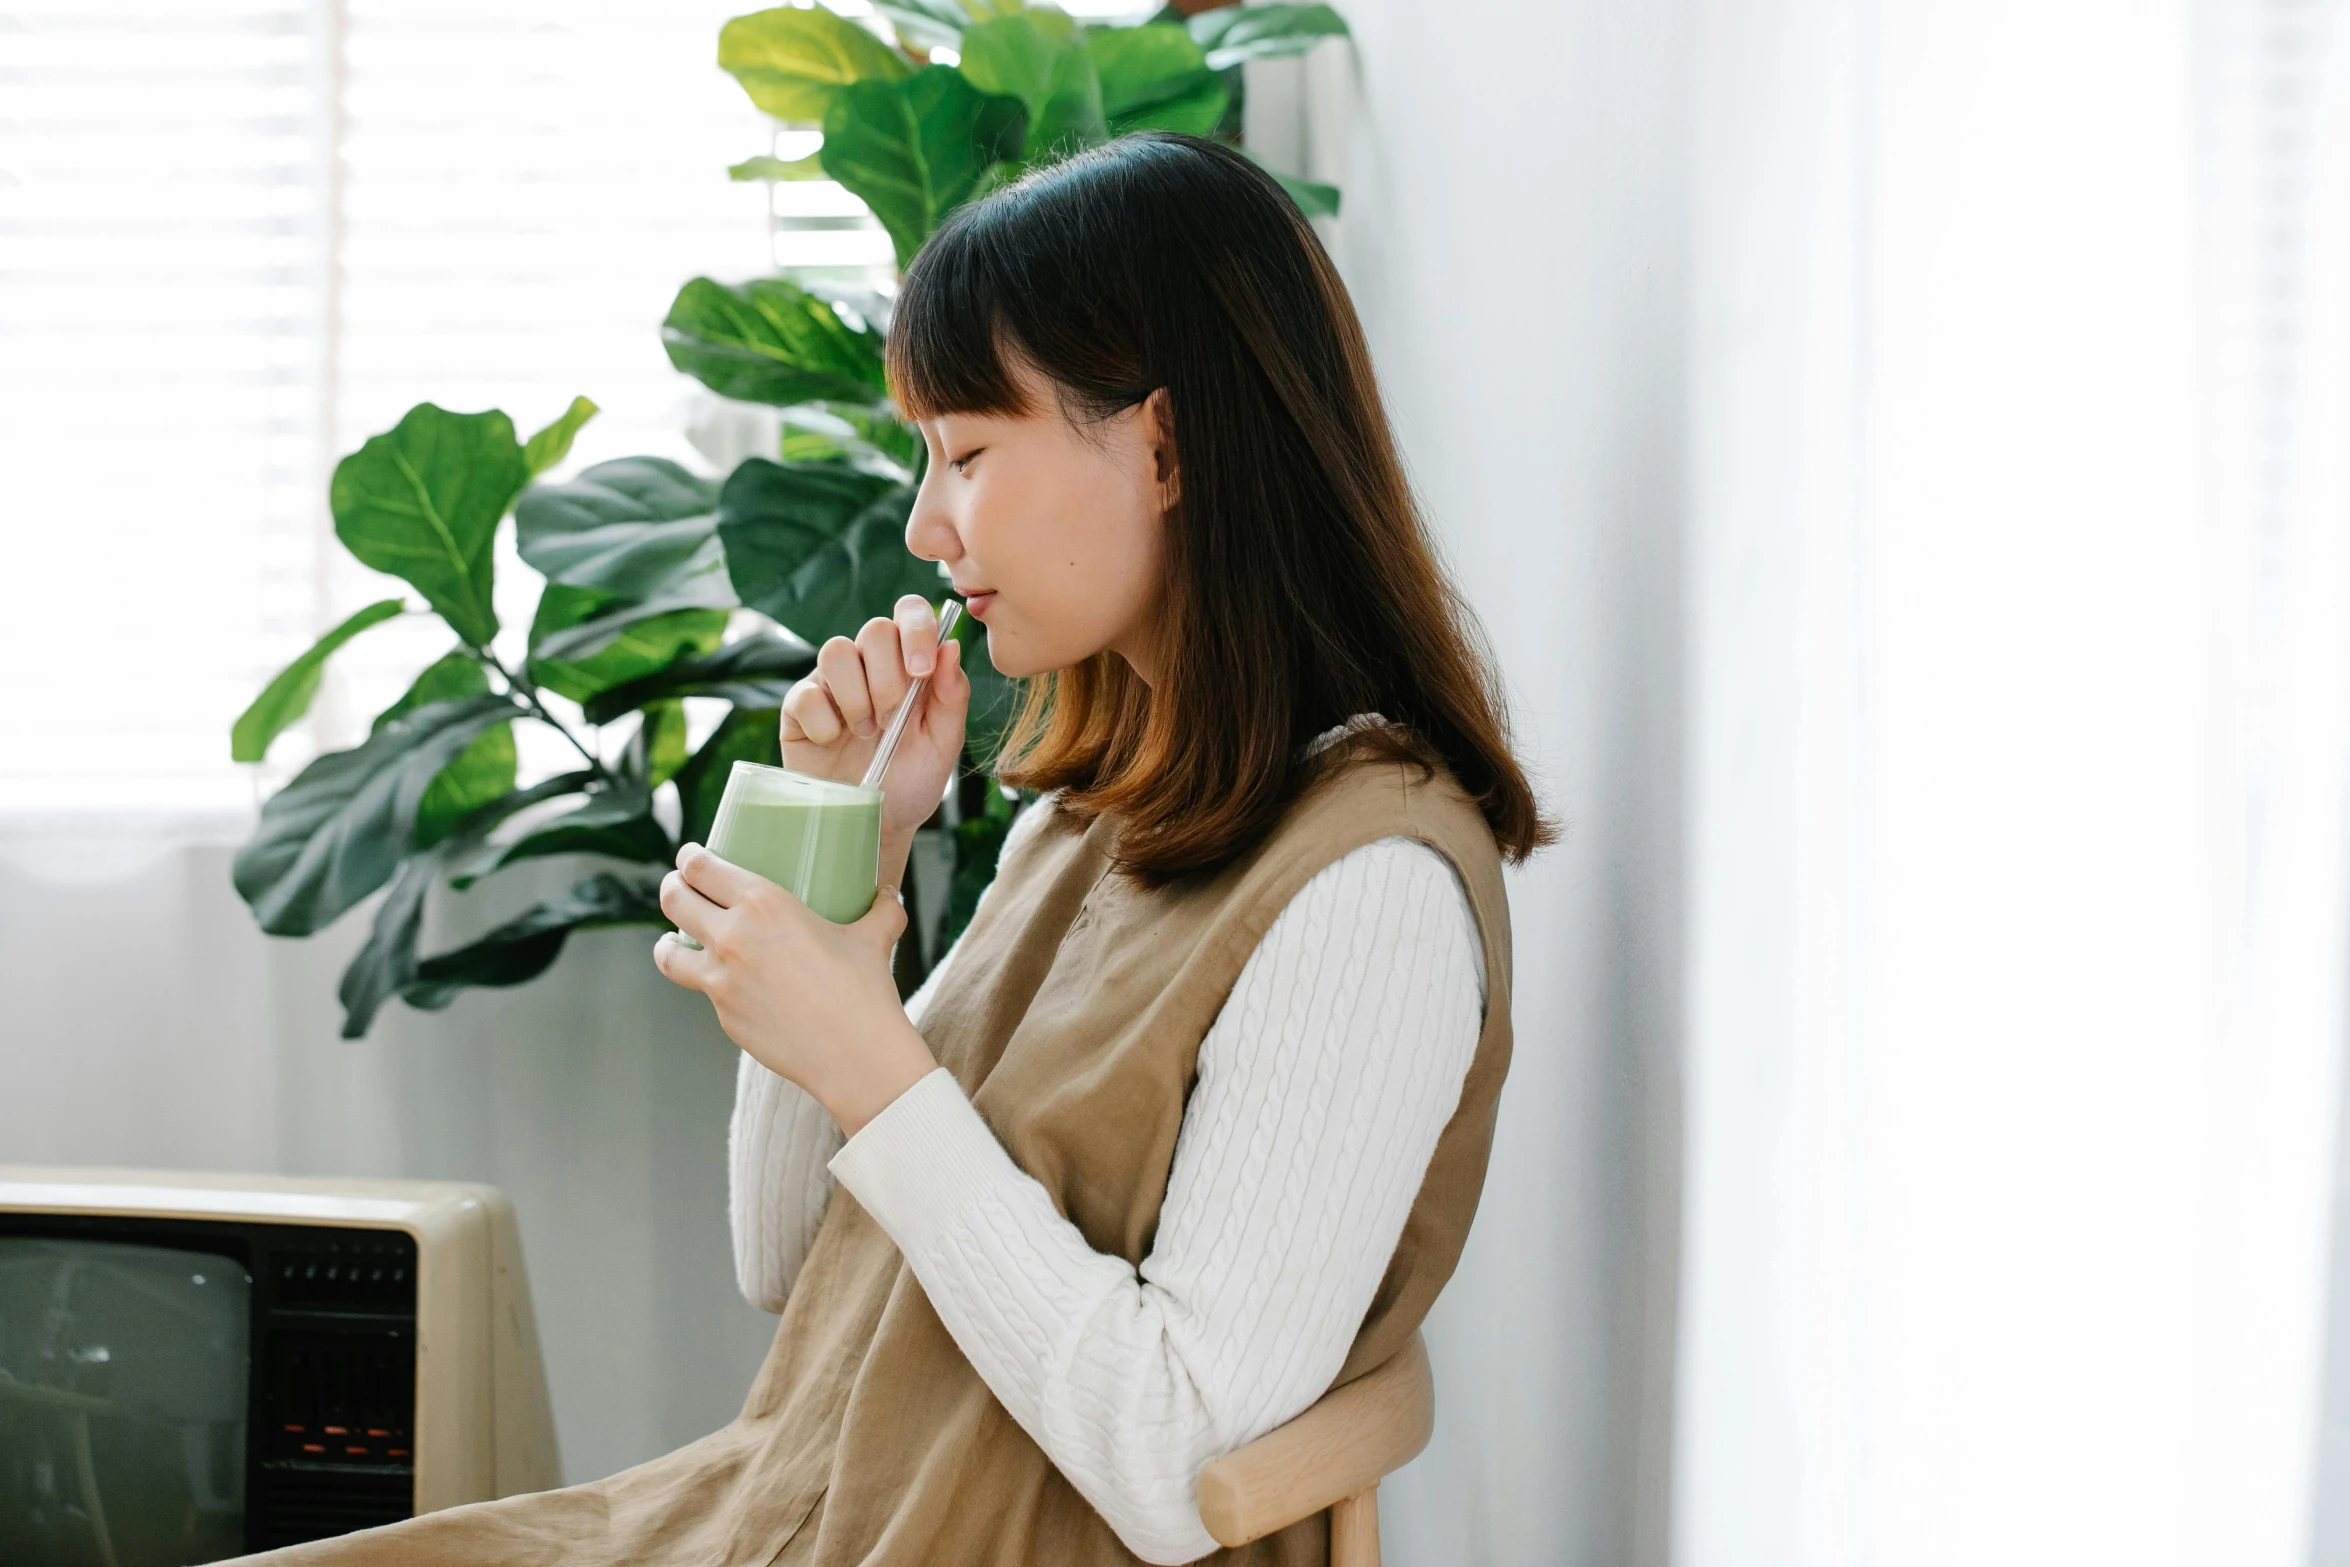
[780,594,969,866]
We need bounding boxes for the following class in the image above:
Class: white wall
[1317,4,1693,1561]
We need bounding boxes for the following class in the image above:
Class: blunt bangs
[886,200,1033,421]
[887,145,1166,426]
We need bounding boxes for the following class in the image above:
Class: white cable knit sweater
[726,730,1484,1563]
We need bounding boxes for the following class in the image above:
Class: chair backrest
[1194,1332,1434,1565]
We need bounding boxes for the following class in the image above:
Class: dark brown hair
[889,132,1552,880]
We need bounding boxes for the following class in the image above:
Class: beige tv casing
[0,1165,562,1512]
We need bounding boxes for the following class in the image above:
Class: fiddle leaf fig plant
[232,0,1348,1039]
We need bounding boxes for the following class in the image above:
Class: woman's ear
[1143,386,1180,509]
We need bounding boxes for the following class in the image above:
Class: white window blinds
[0,0,772,810]
[1,1,329,812]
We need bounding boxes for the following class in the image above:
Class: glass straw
[860,599,963,791]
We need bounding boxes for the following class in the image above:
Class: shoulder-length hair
[887,132,1552,882]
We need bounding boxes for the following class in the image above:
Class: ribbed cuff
[828,1067,1018,1258]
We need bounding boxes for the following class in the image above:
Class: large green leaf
[1114,69,1228,136]
[373,655,519,848]
[336,765,623,1036]
[399,872,669,1013]
[330,404,527,650]
[1088,22,1225,135]
[959,15,1106,163]
[528,586,732,703]
[580,632,817,725]
[781,402,923,477]
[1020,51,1104,161]
[338,852,438,1040]
[1187,2,1347,69]
[660,277,889,408]
[233,693,520,937]
[821,67,1029,267]
[716,458,943,647]
[516,458,738,671]
[522,395,598,477]
[634,700,689,788]
[728,153,827,182]
[527,590,738,668]
[1088,19,1203,106]
[231,598,406,763]
[955,17,1056,119]
[333,770,599,1037]
[675,705,781,847]
[718,5,910,122]
[371,654,497,733]
[416,729,516,850]
[453,781,671,888]
[1022,3,1074,41]
[515,457,726,601]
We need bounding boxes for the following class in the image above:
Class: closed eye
[948,446,983,474]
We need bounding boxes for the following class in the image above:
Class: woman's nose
[904,475,960,565]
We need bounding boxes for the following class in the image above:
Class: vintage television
[0,1167,560,1564]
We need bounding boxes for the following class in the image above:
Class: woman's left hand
[653,843,939,1136]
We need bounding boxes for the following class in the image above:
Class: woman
[248,132,1546,1567]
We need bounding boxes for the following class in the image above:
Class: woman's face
[903,359,1174,682]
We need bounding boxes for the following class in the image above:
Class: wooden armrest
[1195,1332,1434,1548]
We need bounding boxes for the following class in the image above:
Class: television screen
[0,1168,561,1550]
[0,1237,253,1567]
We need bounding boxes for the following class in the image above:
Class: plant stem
[481,649,610,781]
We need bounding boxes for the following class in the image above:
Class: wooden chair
[1194,1332,1435,1567]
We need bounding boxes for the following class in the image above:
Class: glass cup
[675,763,884,949]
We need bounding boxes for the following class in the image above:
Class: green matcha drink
[697,763,882,932]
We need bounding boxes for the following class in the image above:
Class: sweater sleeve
[726,1057,842,1314]
[828,837,1484,1563]
[726,794,1049,1313]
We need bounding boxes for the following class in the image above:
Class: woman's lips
[962,590,998,620]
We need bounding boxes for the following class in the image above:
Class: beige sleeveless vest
[243,745,1514,1567]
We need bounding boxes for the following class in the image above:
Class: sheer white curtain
[1680,4,2350,1567]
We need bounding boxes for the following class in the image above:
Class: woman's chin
[979,625,1045,680]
